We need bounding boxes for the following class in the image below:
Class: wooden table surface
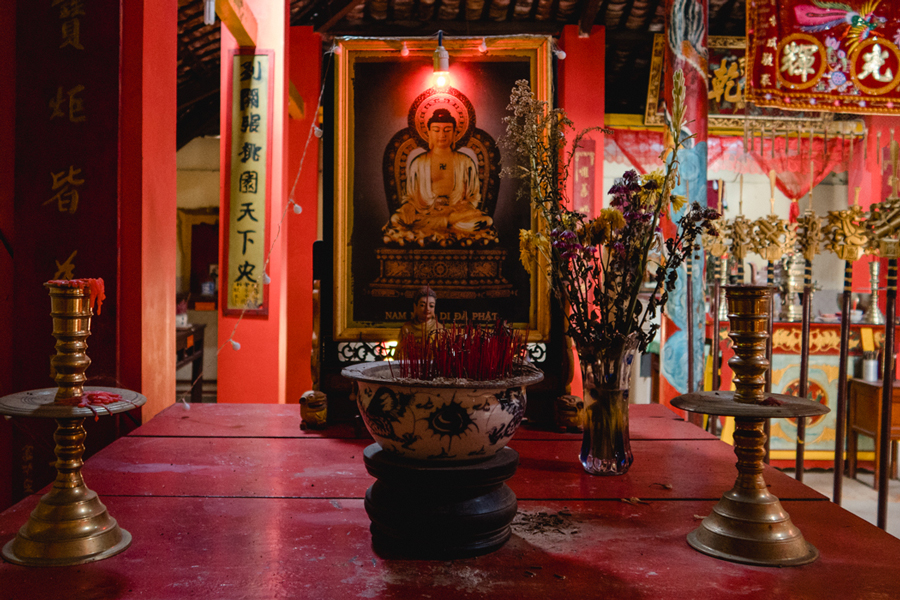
[1,403,898,599]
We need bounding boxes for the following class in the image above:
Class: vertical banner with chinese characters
[747,0,900,113]
[224,50,272,315]
[13,0,120,390]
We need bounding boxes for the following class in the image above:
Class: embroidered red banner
[746,0,900,113]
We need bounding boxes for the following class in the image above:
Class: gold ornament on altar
[726,215,753,261]
[866,197,900,258]
[822,203,868,261]
[795,209,823,263]
[751,214,796,262]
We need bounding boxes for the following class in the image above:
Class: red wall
[285,26,321,403]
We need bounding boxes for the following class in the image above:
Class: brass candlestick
[672,285,829,567]
[0,281,146,567]
[863,261,885,325]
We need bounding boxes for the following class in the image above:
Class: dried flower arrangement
[501,71,720,365]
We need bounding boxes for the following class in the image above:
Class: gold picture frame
[333,36,552,341]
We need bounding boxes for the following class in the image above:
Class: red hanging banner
[746,0,900,113]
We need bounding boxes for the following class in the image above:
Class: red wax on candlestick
[45,277,106,314]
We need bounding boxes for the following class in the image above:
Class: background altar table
[847,378,900,489]
[1,403,899,599]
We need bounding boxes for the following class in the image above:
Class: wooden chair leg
[848,431,858,480]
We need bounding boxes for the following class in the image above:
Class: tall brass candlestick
[671,286,828,566]
[0,279,145,567]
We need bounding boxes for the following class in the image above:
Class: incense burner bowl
[342,361,543,462]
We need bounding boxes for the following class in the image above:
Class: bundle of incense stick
[395,321,528,381]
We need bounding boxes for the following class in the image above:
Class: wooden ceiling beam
[616,0,637,29]
[315,0,367,32]
[578,0,605,36]
[216,0,258,47]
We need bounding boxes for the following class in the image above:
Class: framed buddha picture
[333,36,552,341]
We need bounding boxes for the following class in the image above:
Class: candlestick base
[673,392,828,566]
[0,387,146,566]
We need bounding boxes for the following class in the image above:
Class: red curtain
[605,128,852,201]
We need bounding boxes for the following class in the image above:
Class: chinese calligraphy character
[240,59,263,82]
[239,143,262,163]
[55,0,85,16]
[240,88,260,111]
[49,85,86,122]
[708,61,742,103]
[237,229,256,254]
[239,172,258,194]
[769,16,776,27]
[767,37,778,49]
[237,202,259,222]
[45,165,84,213]
[60,17,84,50]
[54,250,78,280]
[236,261,257,283]
[579,182,589,198]
[761,73,773,86]
[241,114,261,133]
[780,42,817,82]
[761,52,774,67]
[54,0,86,49]
[859,43,894,83]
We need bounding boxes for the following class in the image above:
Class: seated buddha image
[382,108,498,247]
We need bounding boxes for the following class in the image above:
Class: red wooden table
[1,403,898,599]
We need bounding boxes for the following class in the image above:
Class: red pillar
[119,0,179,420]
[217,0,289,404]
[558,24,606,401]
[285,26,321,404]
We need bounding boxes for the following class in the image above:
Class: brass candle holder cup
[672,285,829,567]
[0,281,146,567]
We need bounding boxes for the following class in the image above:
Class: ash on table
[512,509,580,536]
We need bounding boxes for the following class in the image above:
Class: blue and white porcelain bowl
[342,361,543,462]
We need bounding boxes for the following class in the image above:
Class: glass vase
[579,335,638,476]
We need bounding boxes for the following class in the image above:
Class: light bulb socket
[433,45,449,73]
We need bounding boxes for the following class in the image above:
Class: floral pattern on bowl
[342,362,543,461]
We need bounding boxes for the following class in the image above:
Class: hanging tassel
[771,129,775,159]
[789,198,800,223]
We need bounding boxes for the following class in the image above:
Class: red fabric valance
[605,128,852,201]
